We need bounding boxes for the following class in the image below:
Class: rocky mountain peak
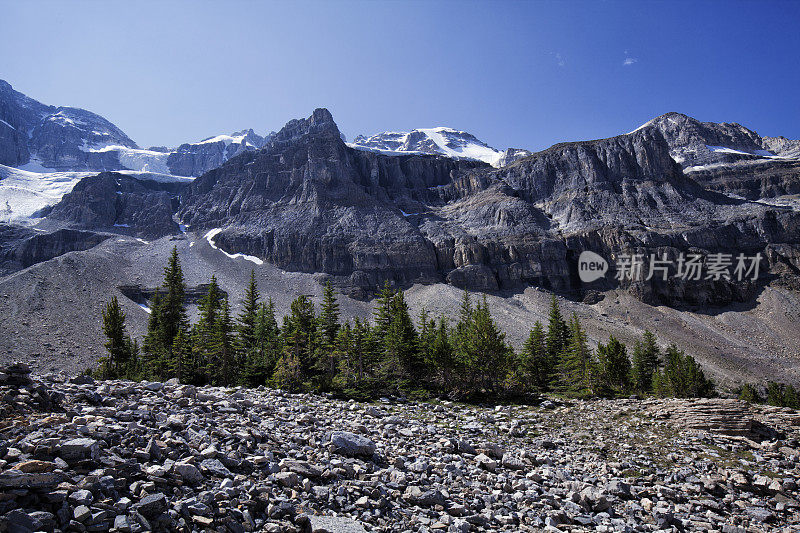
[271,108,340,146]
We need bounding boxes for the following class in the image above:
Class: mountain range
[0,79,799,386]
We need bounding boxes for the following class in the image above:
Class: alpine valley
[1,79,799,388]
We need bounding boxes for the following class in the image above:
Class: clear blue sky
[2,0,798,151]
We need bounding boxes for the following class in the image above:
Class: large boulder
[328,431,376,458]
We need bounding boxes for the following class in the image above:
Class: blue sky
[2,0,798,151]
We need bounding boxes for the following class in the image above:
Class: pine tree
[171,327,192,383]
[332,322,354,391]
[373,281,395,343]
[653,345,714,398]
[272,352,303,392]
[142,291,164,379]
[594,335,631,397]
[513,321,551,393]
[356,318,379,388]
[378,290,421,392]
[316,281,341,388]
[276,295,316,388]
[558,314,593,396]
[191,276,223,385]
[319,281,340,348]
[454,295,510,398]
[739,383,761,403]
[545,294,570,378]
[632,330,660,393]
[785,384,800,409]
[209,297,235,386]
[766,381,784,406]
[452,290,474,382]
[243,299,280,387]
[417,308,434,367]
[431,317,454,391]
[159,247,188,376]
[238,270,260,367]
[765,382,798,408]
[100,296,135,378]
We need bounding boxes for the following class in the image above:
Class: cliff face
[0,80,51,166]
[0,224,111,275]
[177,109,800,303]
[45,172,185,238]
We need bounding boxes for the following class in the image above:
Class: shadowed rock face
[0,80,49,166]
[45,172,185,238]
[0,224,111,275]
[178,109,800,303]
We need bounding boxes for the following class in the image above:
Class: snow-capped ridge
[348,126,530,167]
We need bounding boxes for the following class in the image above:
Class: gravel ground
[3,364,800,532]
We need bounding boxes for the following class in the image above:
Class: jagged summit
[270,108,341,146]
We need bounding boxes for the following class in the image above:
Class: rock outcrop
[647,398,755,436]
[44,172,186,238]
[0,224,111,276]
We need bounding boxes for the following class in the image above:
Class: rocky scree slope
[4,363,800,532]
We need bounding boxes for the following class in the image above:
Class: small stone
[114,514,132,532]
[15,460,56,473]
[133,492,167,519]
[474,453,497,472]
[174,463,204,484]
[200,458,233,478]
[4,510,35,533]
[275,471,299,487]
[69,489,94,506]
[73,505,92,522]
[59,438,99,462]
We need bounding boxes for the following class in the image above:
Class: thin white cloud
[623,57,638,66]
[552,52,566,67]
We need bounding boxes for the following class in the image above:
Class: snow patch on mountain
[0,165,94,222]
[196,132,259,148]
[204,228,264,265]
[349,127,513,167]
[81,144,171,174]
[0,164,190,223]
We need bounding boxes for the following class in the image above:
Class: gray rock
[0,471,63,489]
[59,438,99,462]
[200,458,233,478]
[328,431,376,458]
[69,489,94,506]
[307,515,367,533]
[113,514,132,532]
[133,492,167,519]
[3,510,35,533]
[404,486,447,507]
[73,505,91,522]
[174,462,203,484]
